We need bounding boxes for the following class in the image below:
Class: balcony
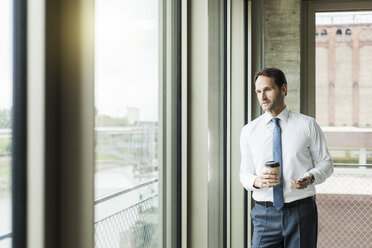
[1,165,372,247]
[0,179,159,248]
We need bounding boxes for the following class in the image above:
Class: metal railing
[2,164,372,247]
[95,195,158,248]
[0,231,11,241]
[0,179,159,247]
[94,179,158,205]
[316,163,372,248]
[333,163,372,168]
[94,179,159,248]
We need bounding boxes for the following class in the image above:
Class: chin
[261,105,271,111]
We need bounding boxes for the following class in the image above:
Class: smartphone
[298,177,307,182]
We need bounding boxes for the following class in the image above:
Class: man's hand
[254,169,280,189]
[291,172,313,189]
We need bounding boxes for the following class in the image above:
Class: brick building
[316,12,372,164]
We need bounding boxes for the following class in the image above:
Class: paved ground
[317,194,372,248]
[316,168,372,247]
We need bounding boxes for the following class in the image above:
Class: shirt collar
[264,106,289,126]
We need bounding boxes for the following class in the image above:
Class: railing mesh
[7,167,372,248]
[95,195,158,248]
[316,168,372,248]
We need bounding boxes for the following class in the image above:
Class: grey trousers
[250,197,318,248]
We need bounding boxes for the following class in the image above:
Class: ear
[281,84,287,96]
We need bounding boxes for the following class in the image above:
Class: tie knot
[272,117,280,126]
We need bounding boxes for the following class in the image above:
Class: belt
[255,196,315,209]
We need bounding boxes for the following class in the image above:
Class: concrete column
[328,30,335,126]
[359,148,367,164]
[263,0,301,112]
[352,28,360,126]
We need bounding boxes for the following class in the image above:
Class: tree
[0,109,11,129]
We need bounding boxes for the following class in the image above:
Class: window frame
[301,0,372,117]
[12,0,28,247]
[158,0,183,247]
[24,0,183,247]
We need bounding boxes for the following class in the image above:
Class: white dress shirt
[240,107,334,203]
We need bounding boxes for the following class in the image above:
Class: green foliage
[96,114,129,127]
[0,138,11,156]
[95,153,122,161]
[132,220,157,248]
[0,108,11,128]
[0,163,11,179]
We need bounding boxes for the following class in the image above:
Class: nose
[260,91,267,101]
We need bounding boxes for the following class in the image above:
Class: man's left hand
[291,172,313,189]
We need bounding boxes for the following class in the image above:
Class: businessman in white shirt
[240,67,333,248]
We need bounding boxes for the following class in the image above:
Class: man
[240,67,333,248]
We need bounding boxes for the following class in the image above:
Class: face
[255,75,287,116]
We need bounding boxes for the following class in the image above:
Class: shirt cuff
[308,169,320,185]
[240,173,258,191]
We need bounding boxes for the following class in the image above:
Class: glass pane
[315,11,372,247]
[0,0,13,247]
[94,0,159,247]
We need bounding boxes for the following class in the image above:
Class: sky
[95,0,159,121]
[0,0,13,110]
[316,11,372,25]
[0,0,159,121]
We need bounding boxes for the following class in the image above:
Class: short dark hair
[254,67,287,90]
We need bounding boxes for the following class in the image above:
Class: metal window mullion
[158,0,166,247]
[27,0,46,247]
[207,0,227,247]
[166,0,182,247]
[158,0,182,247]
[226,0,231,245]
[12,0,28,247]
[181,0,188,247]
[230,0,251,247]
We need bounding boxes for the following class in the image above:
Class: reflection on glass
[94,0,159,247]
[315,11,372,248]
[0,0,13,247]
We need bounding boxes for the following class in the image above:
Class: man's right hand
[253,169,280,189]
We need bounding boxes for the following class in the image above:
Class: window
[0,0,13,247]
[314,10,372,248]
[94,1,161,247]
[360,28,367,40]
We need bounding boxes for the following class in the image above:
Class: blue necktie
[272,118,284,210]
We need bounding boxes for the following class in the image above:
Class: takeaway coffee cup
[265,161,280,184]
